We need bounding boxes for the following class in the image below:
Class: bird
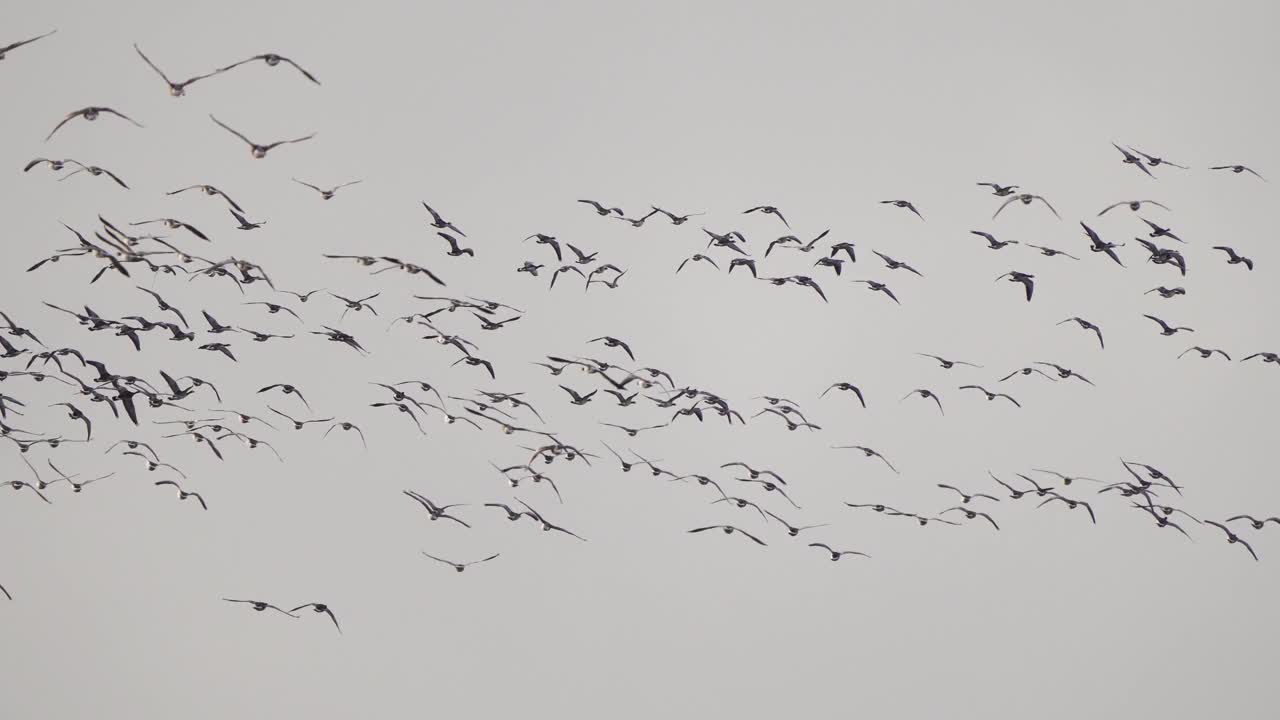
[1240,352,1279,366]
[970,231,1019,250]
[1113,143,1155,177]
[130,217,209,242]
[676,254,719,274]
[977,182,1018,196]
[229,208,266,230]
[822,382,866,408]
[45,106,144,142]
[941,507,1000,530]
[1146,286,1185,300]
[744,205,790,227]
[58,160,129,188]
[1144,315,1194,336]
[808,543,870,562]
[1179,346,1231,361]
[1037,493,1097,524]
[902,389,944,415]
[1225,514,1280,531]
[578,199,623,216]
[1141,218,1185,244]
[995,271,1035,302]
[218,53,321,84]
[210,115,315,158]
[422,552,501,573]
[1129,148,1188,169]
[154,480,207,510]
[0,29,56,62]
[1209,164,1265,181]
[916,354,981,370]
[403,491,470,527]
[872,251,923,277]
[588,336,635,361]
[1034,362,1094,385]
[222,599,298,617]
[993,193,1060,220]
[1204,521,1260,561]
[1057,317,1105,349]
[1081,223,1125,266]
[167,184,245,212]
[688,525,766,546]
[133,44,223,96]
[958,385,1020,407]
[938,484,1000,504]
[832,445,898,474]
[1098,199,1170,216]
[422,203,466,237]
[293,179,362,200]
[763,511,827,537]
[1212,246,1254,271]
[880,199,923,220]
[852,279,900,304]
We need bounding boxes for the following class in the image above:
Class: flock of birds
[2,30,1277,624]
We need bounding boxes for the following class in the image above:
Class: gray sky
[3,1,1279,718]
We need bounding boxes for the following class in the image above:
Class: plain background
[2,1,1278,718]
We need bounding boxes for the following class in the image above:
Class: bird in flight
[210,115,316,158]
[46,106,144,142]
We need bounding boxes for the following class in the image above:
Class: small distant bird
[219,53,321,85]
[210,114,315,159]
[1178,346,1231,361]
[1209,164,1265,181]
[977,182,1018,196]
[290,603,342,632]
[1081,223,1125,266]
[971,231,1018,250]
[688,525,766,546]
[958,385,1020,407]
[1144,314,1194,336]
[1129,148,1188,169]
[1113,143,1154,177]
[744,205,790,227]
[902,389,944,415]
[1141,218,1184,244]
[46,106,144,142]
[1098,199,1170,216]
[134,44,222,97]
[993,193,1060,220]
[154,480,207,510]
[59,160,128,188]
[1058,317,1104,349]
[676,254,719,274]
[880,199,923,220]
[422,552,500,573]
[995,271,1035,302]
[808,543,870,562]
[438,232,475,258]
[852,279,900,304]
[222,598,298,617]
[1204,521,1259,561]
[1146,286,1185,299]
[293,178,361,200]
[1211,246,1254,271]
[422,202,466,236]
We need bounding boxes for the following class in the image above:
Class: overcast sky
[3,1,1278,718]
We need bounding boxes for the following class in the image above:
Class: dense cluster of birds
[2,30,1276,621]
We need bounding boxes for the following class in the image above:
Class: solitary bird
[808,543,870,562]
[290,603,342,632]
[1209,164,1265,181]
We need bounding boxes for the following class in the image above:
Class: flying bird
[210,115,315,158]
